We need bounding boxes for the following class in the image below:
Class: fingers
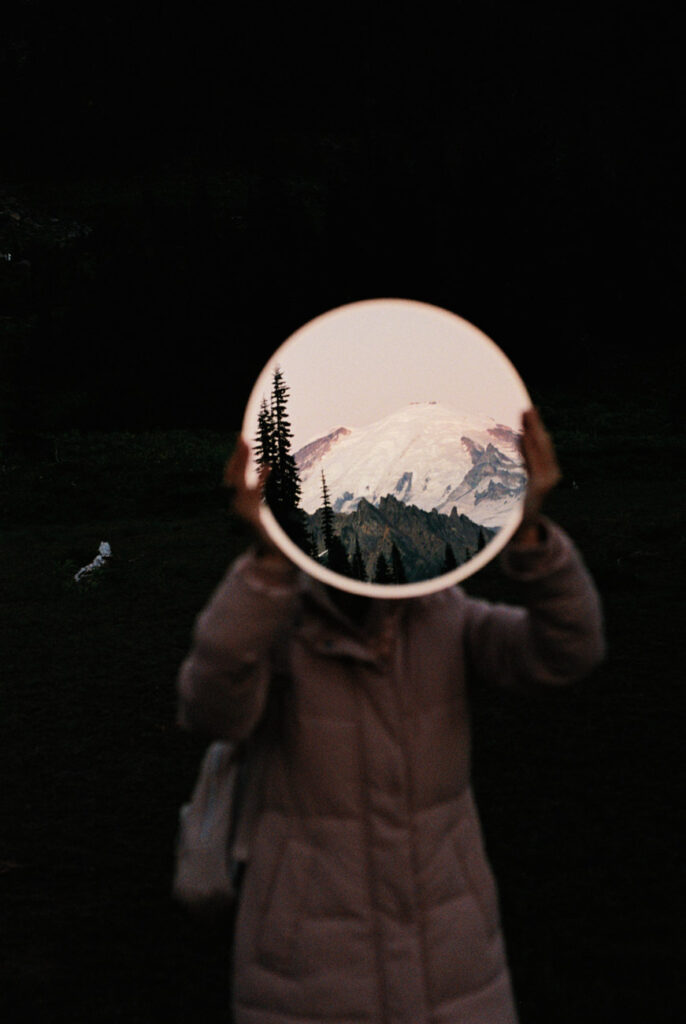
[517,408,562,531]
[223,436,250,489]
[223,437,272,536]
[520,408,561,489]
[224,438,270,497]
[222,439,286,559]
[223,439,255,518]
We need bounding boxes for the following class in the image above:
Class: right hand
[512,407,563,546]
[223,437,286,560]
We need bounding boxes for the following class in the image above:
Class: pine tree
[351,536,368,582]
[269,367,302,512]
[442,543,458,573]
[373,551,392,584]
[320,470,335,553]
[318,470,351,575]
[254,397,275,474]
[390,541,407,584]
[328,534,353,577]
[255,367,312,554]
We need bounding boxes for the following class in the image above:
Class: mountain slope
[295,402,526,528]
[305,494,495,583]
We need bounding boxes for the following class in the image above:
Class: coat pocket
[257,839,313,971]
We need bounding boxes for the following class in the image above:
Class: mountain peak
[294,402,525,527]
[295,426,351,474]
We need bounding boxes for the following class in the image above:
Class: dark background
[2,0,683,433]
[1,3,684,1023]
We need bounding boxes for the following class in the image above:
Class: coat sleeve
[176,551,302,740]
[463,518,606,690]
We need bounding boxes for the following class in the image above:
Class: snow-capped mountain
[294,426,352,474]
[294,402,526,528]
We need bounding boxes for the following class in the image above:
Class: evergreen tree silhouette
[254,396,275,471]
[319,470,351,575]
[269,366,301,512]
[328,534,352,576]
[254,366,312,554]
[373,551,392,584]
[442,543,458,573]
[351,536,368,581]
[320,470,335,553]
[390,541,407,584]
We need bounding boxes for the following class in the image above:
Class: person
[177,407,605,1024]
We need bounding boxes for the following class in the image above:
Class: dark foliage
[443,543,458,573]
[1,3,683,441]
[267,368,302,513]
[319,471,353,576]
[327,534,353,578]
[319,470,335,553]
[254,398,275,471]
[305,496,496,585]
[253,368,312,555]
[390,541,407,585]
[373,551,391,584]
[1,419,684,1023]
[351,537,368,582]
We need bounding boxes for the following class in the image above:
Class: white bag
[173,741,242,916]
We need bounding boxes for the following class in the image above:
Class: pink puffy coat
[177,519,605,1024]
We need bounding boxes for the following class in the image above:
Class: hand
[223,437,286,560]
[513,408,562,546]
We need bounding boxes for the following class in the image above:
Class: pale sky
[243,299,531,450]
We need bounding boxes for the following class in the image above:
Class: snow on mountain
[293,426,352,474]
[294,402,526,528]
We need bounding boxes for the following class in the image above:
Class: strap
[229,629,293,865]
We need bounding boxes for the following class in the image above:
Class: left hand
[223,437,284,558]
[513,407,562,545]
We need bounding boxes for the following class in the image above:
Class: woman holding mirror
[178,404,604,1024]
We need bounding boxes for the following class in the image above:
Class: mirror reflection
[243,299,531,596]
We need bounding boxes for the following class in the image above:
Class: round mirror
[242,299,531,598]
